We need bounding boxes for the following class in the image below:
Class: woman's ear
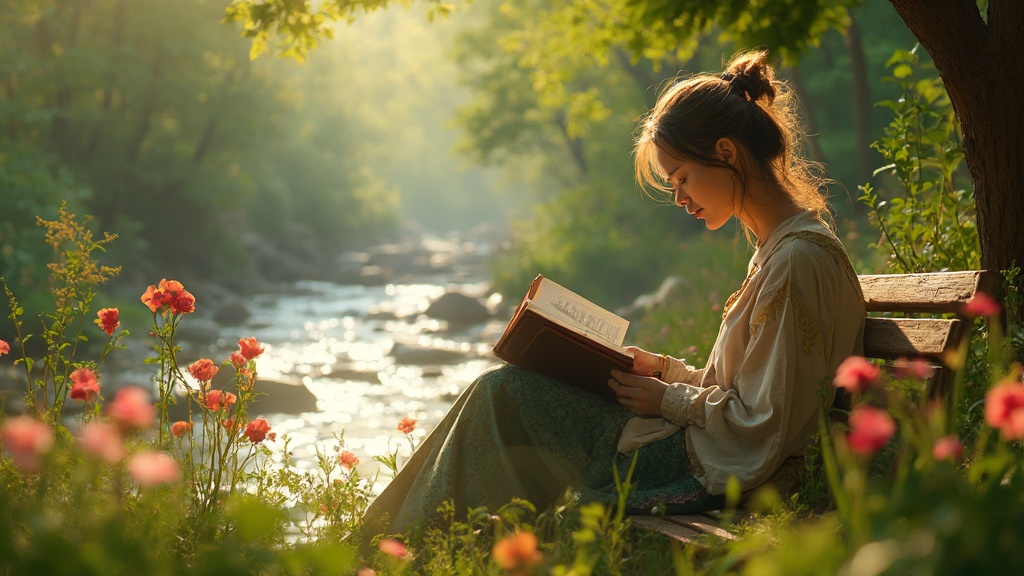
[715,137,738,166]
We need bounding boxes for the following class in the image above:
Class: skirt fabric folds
[363,365,721,535]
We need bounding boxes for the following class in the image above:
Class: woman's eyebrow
[665,164,683,181]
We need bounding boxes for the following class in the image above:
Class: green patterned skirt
[363,365,721,535]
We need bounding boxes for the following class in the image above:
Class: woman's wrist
[652,354,667,379]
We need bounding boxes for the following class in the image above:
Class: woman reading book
[363,50,865,536]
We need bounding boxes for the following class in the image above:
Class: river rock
[617,276,693,321]
[390,342,470,365]
[214,301,251,325]
[424,291,491,326]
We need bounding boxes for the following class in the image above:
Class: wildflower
[77,422,125,464]
[397,417,416,435]
[963,292,1001,318]
[847,405,896,457]
[236,368,255,390]
[106,387,156,430]
[95,308,120,336]
[202,389,237,411]
[170,421,193,438]
[378,538,408,559]
[0,416,54,472]
[188,358,219,382]
[237,337,265,360]
[245,418,271,444]
[128,451,181,487]
[985,379,1024,440]
[357,568,376,576]
[892,357,934,381]
[141,279,195,315]
[492,531,543,573]
[69,367,101,402]
[0,339,11,356]
[222,418,242,433]
[339,450,359,469]
[230,351,247,369]
[833,356,880,394]
[933,435,964,462]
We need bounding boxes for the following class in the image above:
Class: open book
[493,275,634,399]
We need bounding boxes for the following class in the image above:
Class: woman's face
[656,145,738,231]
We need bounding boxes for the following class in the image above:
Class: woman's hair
[634,49,828,220]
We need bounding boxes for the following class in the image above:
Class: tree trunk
[889,0,1024,302]
[843,10,873,185]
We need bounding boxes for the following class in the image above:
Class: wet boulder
[424,291,491,326]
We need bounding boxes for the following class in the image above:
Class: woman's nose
[674,190,687,207]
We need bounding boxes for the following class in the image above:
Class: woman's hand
[607,369,668,418]
[624,346,664,377]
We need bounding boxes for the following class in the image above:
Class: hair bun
[724,50,776,104]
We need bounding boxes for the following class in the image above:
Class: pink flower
[833,356,880,394]
[0,339,10,356]
[932,435,964,462]
[237,337,265,361]
[963,293,1001,318]
[397,417,416,435]
[245,418,271,444]
[128,451,181,487]
[985,379,1024,440]
[188,358,219,382]
[202,389,237,411]
[69,367,100,402]
[339,450,359,469]
[77,422,125,464]
[0,416,54,472]
[847,405,896,457]
[892,357,934,381]
[493,531,543,572]
[106,387,156,431]
[95,308,120,336]
[378,538,408,559]
[170,421,193,438]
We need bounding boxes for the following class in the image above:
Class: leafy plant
[859,46,980,273]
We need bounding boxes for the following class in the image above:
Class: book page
[527,278,629,348]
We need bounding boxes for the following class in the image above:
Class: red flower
[339,450,359,469]
[245,418,271,444]
[932,435,964,462]
[222,417,242,433]
[230,351,247,369]
[77,422,125,464]
[847,405,896,456]
[0,339,9,356]
[833,356,880,394]
[378,538,407,559]
[140,279,195,315]
[985,379,1024,440]
[0,416,55,472]
[963,293,1001,318]
[95,308,120,336]
[188,358,219,382]
[493,531,543,572]
[69,367,100,402]
[237,337,265,360]
[106,387,156,431]
[397,417,416,435]
[128,451,181,487]
[892,357,934,381]
[171,421,193,438]
[202,389,237,412]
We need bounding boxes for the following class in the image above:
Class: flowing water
[212,241,506,495]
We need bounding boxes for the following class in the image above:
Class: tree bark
[889,0,1024,296]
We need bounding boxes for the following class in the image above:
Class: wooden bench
[631,270,1002,545]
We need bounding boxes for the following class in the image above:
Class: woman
[363,50,865,537]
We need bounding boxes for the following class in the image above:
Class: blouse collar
[750,210,829,269]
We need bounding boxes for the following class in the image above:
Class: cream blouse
[617,210,865,495]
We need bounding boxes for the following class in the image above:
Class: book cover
[493,275,634,399]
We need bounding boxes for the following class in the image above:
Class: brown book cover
[493,275,634,399]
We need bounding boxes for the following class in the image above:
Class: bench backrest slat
[862,317,964,360]
[859,270,1001,314]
